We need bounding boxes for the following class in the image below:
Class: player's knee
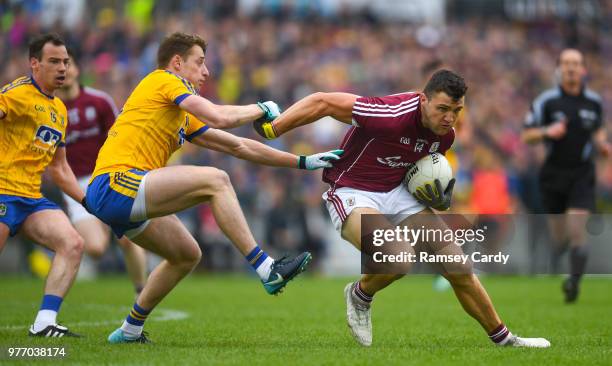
[84,239,106,258]
[58,231,85,262]
[177,245,202,272]
[568,228,586,245]
[213,168,231,188]
[193,248,203,269]
[73,234,85,258]
[203,168,231,191]
[188,245,202,265]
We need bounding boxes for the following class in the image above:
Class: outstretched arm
[191,128,342,169]
[522,121,567,144]
[46,147,85,202]
[254,92,358,139]
[522,94,567,144]
[180,95,262,129]
[180,95,279,130]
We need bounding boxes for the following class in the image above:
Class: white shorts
[323,183,425,232]
[63,175,96,223]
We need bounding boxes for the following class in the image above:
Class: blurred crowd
[1,0,611,270]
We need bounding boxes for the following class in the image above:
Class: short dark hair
[29,33,65,60]
[157,32,207,69]
[66,47,80,68]
[423,69,467,101]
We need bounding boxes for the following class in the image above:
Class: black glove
[413,178,455,211]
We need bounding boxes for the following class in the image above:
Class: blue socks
[245,246,274,281]
[33,294,63,332]
[121,302,151,337]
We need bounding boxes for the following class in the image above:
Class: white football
[404,152,453,195]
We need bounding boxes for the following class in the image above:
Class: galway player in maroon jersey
[56,52,147,294]
[254,70,550,348]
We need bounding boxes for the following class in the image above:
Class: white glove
[256,101,281,123]
[298,149,344,170]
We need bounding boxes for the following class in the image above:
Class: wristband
[298,155,307,169]
[262,121,278,139]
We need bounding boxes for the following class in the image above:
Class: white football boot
[344,282,372,346]
[502,334,551,348]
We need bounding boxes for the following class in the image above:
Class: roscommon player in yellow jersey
[0,34,85,337]
[83,32,342,343]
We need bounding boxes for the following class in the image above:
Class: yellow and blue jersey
[0,76,67,198]
[92,69,209,183]
[85,70,209,237]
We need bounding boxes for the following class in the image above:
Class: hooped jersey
[92,70,208,179]
[322,92,454,192]
[64,86,118,177]
[0,76,67,198]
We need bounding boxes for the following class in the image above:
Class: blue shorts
[0,195,60,236]
[85,169,148,238]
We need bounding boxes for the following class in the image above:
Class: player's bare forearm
[231,137,297,167]
[215,104,264,129]
[272,92,357,136]
[180,95,237,129]
[47,148,85,202]
[192,128,297,168]
[49,164,84,202]
[49,169,84,202]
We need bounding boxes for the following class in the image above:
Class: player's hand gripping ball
[404,152,455,211]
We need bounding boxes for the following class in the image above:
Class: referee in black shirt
[522,48,611,303]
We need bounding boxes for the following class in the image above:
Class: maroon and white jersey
[323,92,455,192]
[64,86,118,178]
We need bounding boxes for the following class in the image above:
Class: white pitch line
[1,305,189,331]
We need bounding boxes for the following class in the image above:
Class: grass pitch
[0,275,610,365]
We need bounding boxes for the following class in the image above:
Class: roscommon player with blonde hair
[84,32,342,343]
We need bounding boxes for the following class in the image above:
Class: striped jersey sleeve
[352,92,420,135]
[184,113,209,142]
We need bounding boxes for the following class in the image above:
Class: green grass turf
[0,275,611,365]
